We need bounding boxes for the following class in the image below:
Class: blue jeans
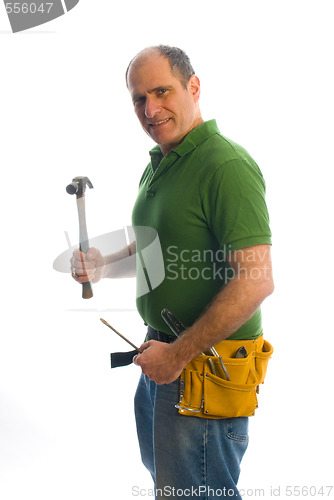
[134,374,249,499]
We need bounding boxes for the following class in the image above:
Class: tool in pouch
[161,309,274,419]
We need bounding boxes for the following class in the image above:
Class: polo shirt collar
[149,119,220,169]
[173,119,220,157]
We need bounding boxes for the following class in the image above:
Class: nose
[144,96,161,119]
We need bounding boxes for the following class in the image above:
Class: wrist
[100,253,118,279]
[170,334,198,368]
[100,256,109,279]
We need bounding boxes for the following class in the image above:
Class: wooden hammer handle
[77,196,93,299]
[82,281,93,299]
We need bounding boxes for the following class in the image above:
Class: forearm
[102,240,136,278]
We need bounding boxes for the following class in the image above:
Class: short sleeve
[201,158,272,252]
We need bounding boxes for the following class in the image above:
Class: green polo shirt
[132,120,272,340]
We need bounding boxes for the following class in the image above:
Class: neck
[160,115,204,156]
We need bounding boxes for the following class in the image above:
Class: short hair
[126,45,195,88]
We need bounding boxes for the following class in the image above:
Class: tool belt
[176,335,273,419]
[109,324,273,419]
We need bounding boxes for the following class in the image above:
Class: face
[127,53,202,156]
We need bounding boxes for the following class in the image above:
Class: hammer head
[66,176,93,197]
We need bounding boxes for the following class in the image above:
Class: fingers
[133,341,152,365]
[138,341,151,352]
[71,249,95,265]
[132,341,182,384]
[71,253,95,271]
[70,248,101,283]
[72,268,95,284]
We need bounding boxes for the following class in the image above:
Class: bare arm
[134,244,274,384]
[102,240,136,278]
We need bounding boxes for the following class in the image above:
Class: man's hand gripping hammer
[66,176,94,299]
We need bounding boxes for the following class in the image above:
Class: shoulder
[196,133,265,193]
[202,132,260,167]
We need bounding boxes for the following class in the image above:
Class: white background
[1,1,333,499]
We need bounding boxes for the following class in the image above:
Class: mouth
[148,118,171,127]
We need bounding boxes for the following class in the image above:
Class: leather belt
[147,325,176,344]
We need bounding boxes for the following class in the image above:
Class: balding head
[126,45,195,89]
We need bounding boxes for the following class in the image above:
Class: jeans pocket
[226,417,249,442]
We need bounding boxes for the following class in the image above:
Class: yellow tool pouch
[176,335,273,419]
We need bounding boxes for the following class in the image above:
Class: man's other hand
[133,340,184,385]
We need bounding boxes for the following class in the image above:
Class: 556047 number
[285,485,333,496]
[5,3,53,14]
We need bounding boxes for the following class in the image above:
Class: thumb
[86,247,98,260]
[138,341,152,351]
[133,353,140,365]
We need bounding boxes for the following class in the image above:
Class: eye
[133,96,145,106]
[157,89,168,96]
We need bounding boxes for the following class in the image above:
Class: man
[71,46,274,499]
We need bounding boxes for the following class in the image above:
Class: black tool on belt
[161,308,187,336]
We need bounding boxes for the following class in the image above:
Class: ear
[187,75,201,103]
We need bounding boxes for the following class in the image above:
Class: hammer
[66,176,94,299]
